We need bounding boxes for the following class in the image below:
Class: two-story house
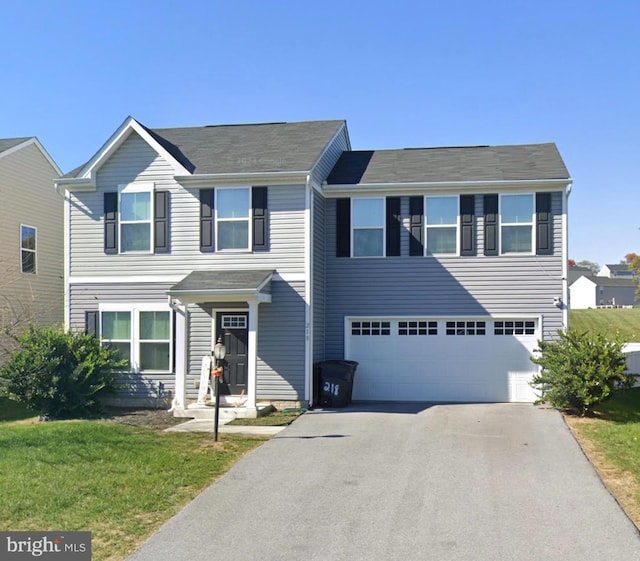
[0,137,63,354]
[55,117,571,414]
[570,263,636,309]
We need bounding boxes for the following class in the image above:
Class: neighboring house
[55,117,572,412]
[570,275,636,309]
[598,263,636,279]
[0,137,63,347]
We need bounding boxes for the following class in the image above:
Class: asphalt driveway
[127,403,640,561]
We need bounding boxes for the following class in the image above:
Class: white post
[173,307,187,410]
[247,300,258,411]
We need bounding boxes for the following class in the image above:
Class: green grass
[0,418,265,561]
[568,387,640,527]
[570,308,640,341]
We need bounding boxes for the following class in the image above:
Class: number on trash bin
[323,382,340,396]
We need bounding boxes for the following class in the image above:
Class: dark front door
[216,312,248,396]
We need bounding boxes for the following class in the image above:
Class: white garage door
[346,317,540,403]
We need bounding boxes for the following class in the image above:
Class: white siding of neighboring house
[569,276,596,309]
[0,142,63,332]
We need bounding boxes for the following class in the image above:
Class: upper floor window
[500,194,533,254]
[425,196,458,255]
[216,188,250,250]
[119,183,153,253]
[352,198,385,257]
[20,225,36,274]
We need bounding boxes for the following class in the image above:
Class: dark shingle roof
[327,143,569,184]
[568,267,593,284]
[0,137,31,154]
[169,269,275,294]
[593,277,636,288]
[148,120,345,175]
[605,264,633,273]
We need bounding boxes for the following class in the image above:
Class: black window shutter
[252,186,268,250]
[85,311,99,337]
[536,192,552,255]
[483,194,498,256]
[154,191,170,253]
[409,196,424,256]
[336,198,351,257]
[386,197,401,256]
[200,189,214,252]
[104,192,118,254]
[460,195,476,256]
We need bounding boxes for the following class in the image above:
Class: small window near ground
[494,320,536,335]
[20,225,36,274]
[446,321,486,336]
[351,321,391,336]
[398,321,438,335]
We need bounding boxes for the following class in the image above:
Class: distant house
[569,263,637,309]
[55,116,572,410]
[0,137,63,343]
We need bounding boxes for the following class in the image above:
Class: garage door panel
[347,318,539,403]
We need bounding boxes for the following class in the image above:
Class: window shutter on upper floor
[336,198,351,257]
[386,197,401,256]
[85,311,98,337]
[409,196,424,256]
[252,186,268,251]
[460,195,476,256]
[154,191,170,253]
[104,192,118,254]
[536,192,552,255]
[200,188,215,252]
[483,194,498,256]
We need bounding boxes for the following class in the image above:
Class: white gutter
[304,173,313,407]
[54,183,71,330]
[562,179,574,331]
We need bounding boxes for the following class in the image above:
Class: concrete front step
[174,403,274,420]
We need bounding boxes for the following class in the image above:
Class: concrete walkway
[129,403,640,561]
[164,418,286,436]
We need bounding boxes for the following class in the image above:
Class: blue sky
[3,0,638,267]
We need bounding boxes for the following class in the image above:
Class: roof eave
[175,170,311,187]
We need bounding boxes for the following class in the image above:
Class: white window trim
[118,182,155,254]
[20,224,37,274]
[351,197,386,258]
[99,302,173,373]
[499,193,535,256]
[424,196,460,257]
[215,186,252,252]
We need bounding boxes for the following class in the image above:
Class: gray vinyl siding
[68,132,308,277]
[312,189,326,363]
[257,280,306,400]
[324,192,565,359]
[0,143,63,327]
[68,282,175,400]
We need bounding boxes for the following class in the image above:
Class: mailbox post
[212,337,226,441]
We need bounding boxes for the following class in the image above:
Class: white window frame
[424,196,459,257]
[351,197,385,258]
[499,193,534,255]
[118,182,154,254]
[20,224,37,274]
[99,303,173,373]
[215,187,251,252]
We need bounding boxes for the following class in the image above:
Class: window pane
[140,311,170,340]
[352,199,384,228]
[102,311,131,340]
[426,227,456,254]
[121,223,151,251]
[218,221,249,250]
[217,189,249,219]
[353,229,383,257]
[21,251,35,273]
[140,342,170,370]
[426,197,457,225]
[502,195,533,224]
[502,225,532,252]
[120,192,151,221]
[109,342,131,366]
[21,226,36,250]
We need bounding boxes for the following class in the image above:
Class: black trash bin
[315,360,358,407]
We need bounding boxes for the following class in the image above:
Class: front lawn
[0,410,265,561]
[570,308,640,341]
[565,387,640,528]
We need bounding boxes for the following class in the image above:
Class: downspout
[54,182,70,331]
[562,180,573,331]
[304,173,313,408]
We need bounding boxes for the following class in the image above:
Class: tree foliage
[0,324,125,419]
[530,330,636,415]
[576,259,600,275]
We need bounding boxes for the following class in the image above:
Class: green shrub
[530,330,636,416]
[0,324,126,419]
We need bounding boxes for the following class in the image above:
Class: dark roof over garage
[326,143,570,184]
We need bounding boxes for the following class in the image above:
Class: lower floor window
[494,320,535,335]
[446,321,486,336]
[101,306,172,371]
[351,321,391,336]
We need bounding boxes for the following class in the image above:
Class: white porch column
[247,300,258,410]
[173,305,187,410]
